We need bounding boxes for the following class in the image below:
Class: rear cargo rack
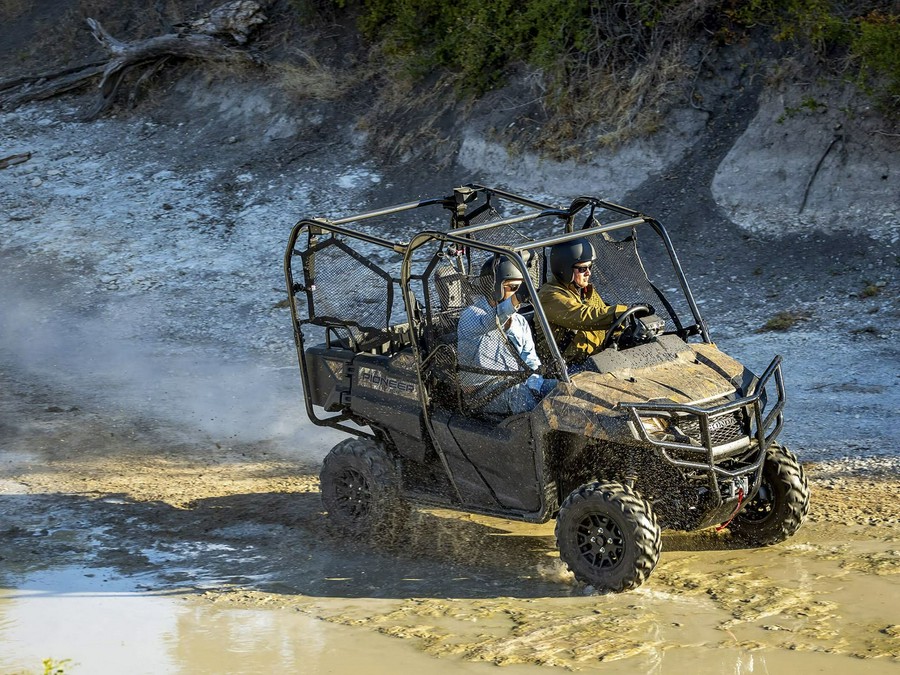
[620,356,785,477]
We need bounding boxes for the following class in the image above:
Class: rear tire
[556,481,661,593]
[728,443,810,546]
[319,437,408,538]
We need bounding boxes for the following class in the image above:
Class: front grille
[673,411,745,447]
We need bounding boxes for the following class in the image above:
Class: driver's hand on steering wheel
[612,304,629,321]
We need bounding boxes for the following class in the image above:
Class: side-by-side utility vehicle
[284,185,810,592]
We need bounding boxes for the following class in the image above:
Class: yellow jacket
[537,279,628,363]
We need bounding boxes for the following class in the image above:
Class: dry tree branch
[84,15,263,119]
[800,132,842,213]
[0,152,32,170]
[0,64,107,107]
[0,1,266,117]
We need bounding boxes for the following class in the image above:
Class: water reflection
[2,558,895,675]
[0,566,335,675]
[0,566,490,675]
[1,567,181,673]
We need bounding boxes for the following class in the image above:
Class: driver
[537,238,629,367]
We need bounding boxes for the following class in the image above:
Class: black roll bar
[285,185,713,436]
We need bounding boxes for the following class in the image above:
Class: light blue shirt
[457,295,554,414]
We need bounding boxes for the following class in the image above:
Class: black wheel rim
[334,467,371,520]
[739,480,774,524]
[576,512,625,570]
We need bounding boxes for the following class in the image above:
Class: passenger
[457,255,556,415]
[538,238,628,367]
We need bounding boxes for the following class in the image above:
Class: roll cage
[284,185,712,437]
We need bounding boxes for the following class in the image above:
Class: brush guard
[620,356,785,487]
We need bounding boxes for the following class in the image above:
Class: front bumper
[620,355,785,479]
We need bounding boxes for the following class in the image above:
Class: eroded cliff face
[712,81,898,243]
[456,73,898,246]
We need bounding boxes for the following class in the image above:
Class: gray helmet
[549,238,595,283]
[479,254,526,302]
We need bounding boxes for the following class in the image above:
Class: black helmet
[479,253,527,302]
[549,238,595,283]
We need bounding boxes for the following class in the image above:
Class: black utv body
[284,185,810,592]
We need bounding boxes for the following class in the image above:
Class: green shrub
[304,0,897,150]
[729,1,898,114]
[852,10,900,113]
[342,0,699,93]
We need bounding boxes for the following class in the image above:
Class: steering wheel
[600,304,653,351]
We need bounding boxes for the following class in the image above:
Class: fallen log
[0,0,266,118]
[0,64,107,109]
[0,61,107,94]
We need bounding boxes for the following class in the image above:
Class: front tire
[728,444,810,546]
[319,437,408,537]
[555,481,661,593]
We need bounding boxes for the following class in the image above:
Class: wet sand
[1,383,898,673]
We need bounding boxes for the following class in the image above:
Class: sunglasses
[572,265,592,273]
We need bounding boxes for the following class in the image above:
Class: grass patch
[759,310,810,332]
[271,51,354,101]
[350,62,468,165]
[860,281,884,298]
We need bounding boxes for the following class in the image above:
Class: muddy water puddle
[1,518,898,674]
[0,566,521,675]
[1,477,899,674]
[178,511,897,674]
[1,549,894,675]
[289,515,900,673]
[1,394,897,673]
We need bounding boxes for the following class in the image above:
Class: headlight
[640,416,670,436]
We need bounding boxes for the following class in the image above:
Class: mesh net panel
[582,230,677,331]
[467,220,546,297]
[465,203,503,227]
[423,254,540,415]
[301,236,394,347]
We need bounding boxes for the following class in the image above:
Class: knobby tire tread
[320,437,407,537]
[730,444,809,546]
[556,481,661,593]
